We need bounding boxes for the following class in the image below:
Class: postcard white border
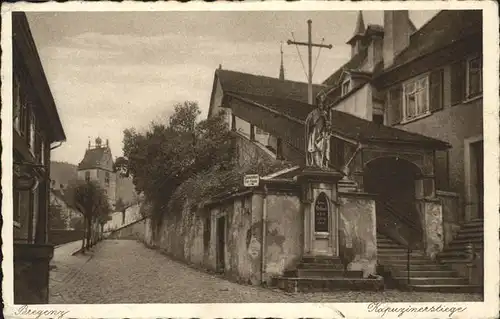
[2,1,499,319]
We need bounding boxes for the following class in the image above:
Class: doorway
[216,216,225,273]
[364,157,423,248]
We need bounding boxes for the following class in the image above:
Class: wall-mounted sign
[314,193,329,232]
[243,174,259,187]
[14,173,39,191]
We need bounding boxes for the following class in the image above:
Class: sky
[26,10,438,165]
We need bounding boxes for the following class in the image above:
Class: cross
[287,20,332,104]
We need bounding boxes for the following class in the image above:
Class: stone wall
[144,190,303,286]
[48,230,85,246]
[107,218,147,241]
[338,192,377,277]
[419,199,444,260]
[437,190,461,245]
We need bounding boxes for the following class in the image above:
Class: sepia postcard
[1,1,499,318]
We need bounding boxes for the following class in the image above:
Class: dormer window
[341,80,350,96]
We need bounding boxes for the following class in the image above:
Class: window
[467,56,482,99]
[28,112,36,155]
[40,139,45,165]
[403,75,429,121]
[19,92,28,137]
[85,171,90,182]
[105,172,110,186]
[341,80,350,96]
[373,114,384,125]
[13,76,21,133]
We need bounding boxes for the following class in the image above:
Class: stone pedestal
[297,167,343,257]
[14,243,54,304]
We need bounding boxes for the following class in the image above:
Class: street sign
[14,173,39,191]
[243,174,259,187]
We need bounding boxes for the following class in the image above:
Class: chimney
[365,25,384,72]
[383,11,411,68]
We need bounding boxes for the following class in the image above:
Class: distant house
[12,12,67,303]
[49,188,82,230]
[77,137,117,208]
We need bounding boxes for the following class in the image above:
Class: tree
[64,179,112,251]
[116,101,234,225]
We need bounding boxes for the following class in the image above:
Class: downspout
[261,184,268,285]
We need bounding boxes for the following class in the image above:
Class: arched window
[314,192,329,232]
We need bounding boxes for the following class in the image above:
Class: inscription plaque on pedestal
[314,193,329,232]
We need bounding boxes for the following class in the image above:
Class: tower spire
[353,11,366,37]
[279,41,285,81]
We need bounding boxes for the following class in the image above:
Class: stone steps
[274,255,384,293]
[377,232,477,292]
[275,277,384,293]
[284,269,363,279]
[387,263,451,271]
[296,262,345,270]
[437,219,483,262]
[406,284,483,293]
[393,276,468,285]
[392,270,457,277]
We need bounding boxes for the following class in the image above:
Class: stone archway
[364,156,424,249]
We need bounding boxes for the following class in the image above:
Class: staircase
[273,255,384,293]
[377,233,482,292]
[438,219,483,262]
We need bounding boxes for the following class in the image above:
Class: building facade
[77,137,117,209]
[145,10,483,293]
[12,12,67,303]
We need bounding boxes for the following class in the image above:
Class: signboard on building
[243,174,259,187]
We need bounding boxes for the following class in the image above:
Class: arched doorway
[364,157,424,249]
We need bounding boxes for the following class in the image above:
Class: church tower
[77,137,117,209]
[279,42,285,81]
[346,11,367,58]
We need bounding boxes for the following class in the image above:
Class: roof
[329,110,450,149]
[228,92,314,122]
[216,69,328,104]
[322,48,368,86]
[227,92,449,150]
[78,147,113,171]
[347,11,366,44]
[381,10,482,73]
[13,12,66,143]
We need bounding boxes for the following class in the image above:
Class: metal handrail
[378,199,422,286]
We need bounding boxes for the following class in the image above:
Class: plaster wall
[393,65,483,221]
[333,85,373,121]
[338,193,377,277]
[263,193,302,283]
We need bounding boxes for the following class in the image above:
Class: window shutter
[450,60,466,105]
[429,69,444,112]
[388,86,402,125]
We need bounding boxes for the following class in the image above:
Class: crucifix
[287,20,333,105]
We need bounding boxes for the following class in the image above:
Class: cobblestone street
[49,240,483,304]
